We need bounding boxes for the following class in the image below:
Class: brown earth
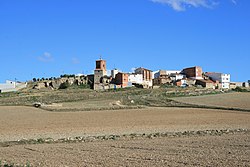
[0,132,249,167]
[172,92,250,110]
[0,106,250,142]
[1,103,250,167]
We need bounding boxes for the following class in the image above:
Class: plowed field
[1,105,250,166]
[172,92,250,110]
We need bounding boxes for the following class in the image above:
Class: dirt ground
[0,104,250,166]
[0,132,249,167]
[0,106,250,142]
[172,92,250,110]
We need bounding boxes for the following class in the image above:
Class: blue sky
[0,0,249,82]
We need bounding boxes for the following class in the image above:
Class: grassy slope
[0,86,224,108]
[4,84,249,112]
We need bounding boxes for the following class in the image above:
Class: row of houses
[92,59,152,90]
[92,59,235,91]
[1,58,247,92]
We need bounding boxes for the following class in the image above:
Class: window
[96,62,101,69]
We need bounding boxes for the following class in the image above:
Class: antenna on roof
[99,55,102,60]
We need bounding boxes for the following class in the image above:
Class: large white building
[134,67,153,88]
[128,73,143,85]
[0,80,27,93]
[205,72,230,89]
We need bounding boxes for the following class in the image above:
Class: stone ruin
[32,76,90,90]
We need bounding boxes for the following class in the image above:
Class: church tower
[94,59,107,90]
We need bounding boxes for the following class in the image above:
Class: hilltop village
[91,59,231,90]
[0,58,249,93]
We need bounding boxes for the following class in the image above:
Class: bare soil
[1,94,250,167]
[172,92,250,110]
[0,106,250,142]
[0,132,249,167]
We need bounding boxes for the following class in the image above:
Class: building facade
[243,82,249,88]
[195,79,219,89]
[153,77,172,86]
[111,69,119,79]
[0,80,27,93]
[175,79,187,87]
[181,66,203,79]
[135,67,153,87]
[154,70,181,79]
[128,73,143,85]
[135,68,152,81]
[170,73,186,81]
[115,72,129,88]
[94,59,107,90]
[205,72,230,89]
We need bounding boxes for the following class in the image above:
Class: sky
[0,0,249,82]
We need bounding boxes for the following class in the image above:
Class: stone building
[153,77,172,86]
[195,79,219,89]
[94,59,107,90]
[153,71,172,86]
[115,72,129,88]
[181,66,203,79]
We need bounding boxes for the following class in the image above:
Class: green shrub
[160,84,175,88]
[233,86,248,92]
[60,74,75,78]
[59,82,70,89]
[78,84,90,89]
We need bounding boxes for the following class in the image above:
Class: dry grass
[0,87,222,107]
[41,99,132,112]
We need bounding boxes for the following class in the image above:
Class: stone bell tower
[94,58,107,90]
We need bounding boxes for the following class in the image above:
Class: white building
[170,74,186,81]
[205,72,230,89]
[0,80,27,93]
[111,69,119,78]
[0,80,16,90]
[128,73,143,85]
[243,82,249,88]
[135,67,153,88]
[152,70,159,79]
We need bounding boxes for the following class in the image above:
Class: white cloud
[37,52,54,62]
[151,0,218,11]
